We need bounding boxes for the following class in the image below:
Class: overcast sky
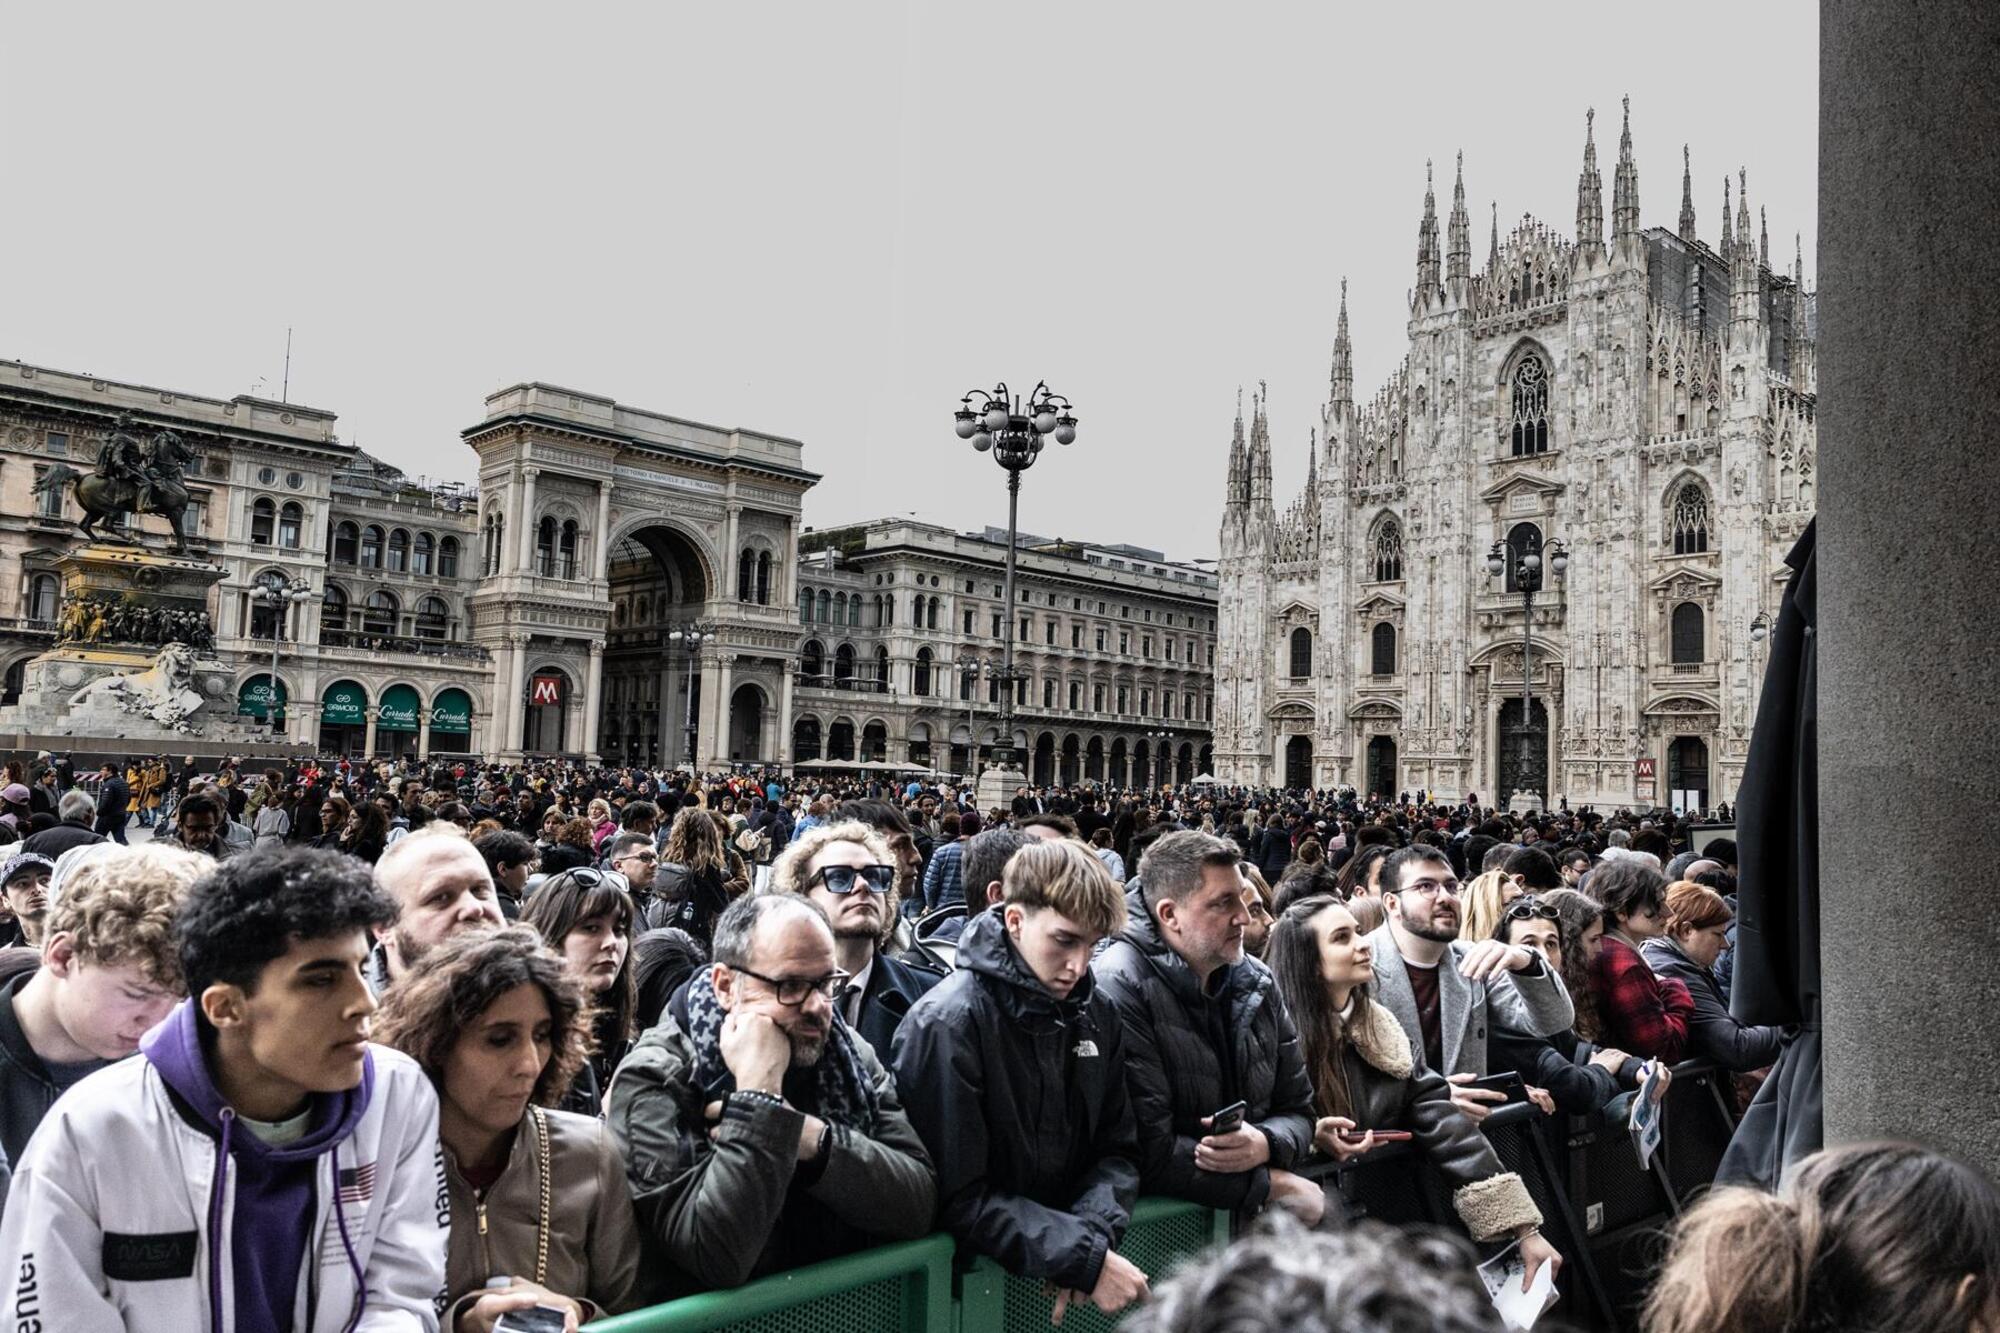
[5,3,1816,561]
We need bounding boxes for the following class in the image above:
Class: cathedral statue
[65,642,205,734]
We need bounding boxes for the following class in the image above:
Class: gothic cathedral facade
[1214,101,1816,810]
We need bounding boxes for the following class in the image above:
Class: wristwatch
[730,1088,785,1112]
[816,1121,834,1161]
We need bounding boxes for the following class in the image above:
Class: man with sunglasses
[1367,845,1574,1123]
[607,892,936,1293]
[768,821,944,1059]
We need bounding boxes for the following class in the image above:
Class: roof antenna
[282,327,293,403]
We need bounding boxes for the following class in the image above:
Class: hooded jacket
[0,1000,448,1331]
[890,906,1142,1293]
[1640,937,1785,1071]
[1092,885,1315,1212]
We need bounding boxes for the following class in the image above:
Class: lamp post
[949,659,994,778]
[953,381,1076,786]
[667,622,711,772]
[253,575,314,737]
[1484,533,1568,805]
[1149,728,1174,789]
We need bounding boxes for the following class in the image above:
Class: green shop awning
[321,681,368,727]
[377,684,422,732]
[429,688,472,735]
[237,675,287,721]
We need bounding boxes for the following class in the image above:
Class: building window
[1140,689,1152,716]
[1120,631,1130,655]
[1117,686,1129,714]
[321,585,349,634]
[250,498,275,545]
[387,528,410,573]
[438,536,460,578]
[801,640,825,679]
[1069,681,1081,710]
[1096,628,1107,652]
[963,608,975,635]
[991,614,1001,638]
[1142,635,1154,658]
[34,467,64,518]
[1093,684,1105,711]
[412,532,434,575]
[820,590,833,624]
[362,590,398,637]
[1510,351,1550,456]
[848,596,861,627]
[536,517,557,577]
[1043,679,1056,709]
[1046,621,1058,646]
[756,551,772,605]
[27,574,58,625]
[834,644,856,685]
[360,525,384,570]
[1671,602,1705,664]
[738,548,756,602]
[415,596,449,640]
[45,431,68,456]
[1671,483,1710,554]
[873,646,890,692]
[1373,518,1404,581]
[1288,627,1313,679]
[560,521,579,579]
[914,648,933,695]
[278,502,303,550]
[801,588,816,623]
[1372,622,1397,675]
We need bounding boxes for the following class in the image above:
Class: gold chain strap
[530,1105,551,1286]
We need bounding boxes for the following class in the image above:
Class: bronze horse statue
[32,429,197,555]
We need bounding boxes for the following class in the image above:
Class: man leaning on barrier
[607,892,936,1295]
[1092,830,1323,1222]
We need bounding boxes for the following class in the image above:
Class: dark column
[1819,0,2000,1166]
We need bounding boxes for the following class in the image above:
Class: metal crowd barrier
[588,1068,1736,1332]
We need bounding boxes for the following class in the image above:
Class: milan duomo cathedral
[1213,99,1817,811]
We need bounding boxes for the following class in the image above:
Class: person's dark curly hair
[1125,1212,1506,1333]
[175,845,396,995]
[374,925,592,1109]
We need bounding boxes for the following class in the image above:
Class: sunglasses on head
[1501,895,1559,923]
[806,863,896,895]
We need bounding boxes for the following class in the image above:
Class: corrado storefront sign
[377,685,422,732]
[430,690,471,735]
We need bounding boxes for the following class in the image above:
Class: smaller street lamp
[1484,533,1569,803]
[1749,611,1773,643]
[667,622,712,771]
[254,575,314,735]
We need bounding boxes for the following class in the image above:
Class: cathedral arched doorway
[1060,734,1081,786]
[604,525,711,767]
[727,684,764,763]
[1284,735,1313,790]
[1668,735,1711,813]
[1366,735,1398,800]
[1497,698,1550,802]
[1032,733,1056,786]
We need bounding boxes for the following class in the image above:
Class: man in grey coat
[1366,845,1574,1122]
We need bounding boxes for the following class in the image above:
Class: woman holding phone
[1268,894,1560,1288]
[377,926,641,1333]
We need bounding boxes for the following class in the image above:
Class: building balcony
[317,627,492,663]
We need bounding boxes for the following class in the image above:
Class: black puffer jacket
[1488,1025,1643,1116]
[1092,885,1315,1211]
[1640,937,1786,1071]
[891,906,1141,1292]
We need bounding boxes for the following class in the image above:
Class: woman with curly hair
[376,926,641,1332]
[536,817,597,876]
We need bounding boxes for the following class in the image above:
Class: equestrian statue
[31,412,199,555]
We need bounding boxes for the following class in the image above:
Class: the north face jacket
[0,1003,449,1331]
[1092,885,1316,1212]
[891,905,1142,1293]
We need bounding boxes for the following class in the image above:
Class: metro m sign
[530,675,564,707]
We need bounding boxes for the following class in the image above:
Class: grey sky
[5,2,1816,561]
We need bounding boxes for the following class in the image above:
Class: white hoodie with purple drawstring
[0,999,448,1331]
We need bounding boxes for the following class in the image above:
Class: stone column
[1819,0,2000,1169]
[583,641,605,762]
[593,481,613,582]
[778,661,796,768]
[417,709,432,761]
[507,636,529,755]
[713,655,735,765]
[516,467,540,574]
[363,706,379,760]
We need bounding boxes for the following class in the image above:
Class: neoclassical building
[1214,102,1817,809]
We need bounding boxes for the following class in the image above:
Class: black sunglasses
[1501,895,1560,923]
[805,863,895,895]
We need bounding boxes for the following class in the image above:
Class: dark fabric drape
[1718,520,1820,1187]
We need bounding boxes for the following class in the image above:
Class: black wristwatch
[816,1120,834,1162]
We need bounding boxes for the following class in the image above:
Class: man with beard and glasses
[365,825,505,993]
[767,821,943,1060]
[607,893,935,1294]
[1366,845,1575,1123]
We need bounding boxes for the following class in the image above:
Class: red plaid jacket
[1589,935,1694,1062]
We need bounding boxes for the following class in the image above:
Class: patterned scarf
[683,968,882,1132]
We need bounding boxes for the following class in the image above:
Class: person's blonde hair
[766,820,900,942]
[1001,838,1126,938]
[1458,869,1514,945]
[47,844,208,992]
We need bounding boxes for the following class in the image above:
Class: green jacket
[606,1001,937,1296]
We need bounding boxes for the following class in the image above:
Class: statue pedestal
[0,543,263,743]
[1506,788,1546,817]
[975,762,1029,815]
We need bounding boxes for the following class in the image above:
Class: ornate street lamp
[1749,610,1773,643]
[667,621,712,771]
[952,381,1076,777]
[1485,533,1568,804]
[253,574,314,735]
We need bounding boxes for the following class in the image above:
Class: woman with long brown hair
[524,869,638,1117]
[645,806,733,945]
[1267,894,1559,1288]
[376,926,640,1331]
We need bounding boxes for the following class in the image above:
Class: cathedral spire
[1721,176,1734,256]
[1330,277,1353,407]
[1735,168,1753,261]
[1415,159,1441,306]
[1249,381,1273,512]
[1679,144,1697,242]
[1489,200,1500,273]
[1731,169,1762,337]
[1575,107,1604,257]
[1305,428,1318,496]
[1760,205,1770,268]
[1447,151,1471,287]
[1227,386,1247,507]
[1612,95,1640,250]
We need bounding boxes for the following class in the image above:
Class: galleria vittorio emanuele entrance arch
[463,382,817,765]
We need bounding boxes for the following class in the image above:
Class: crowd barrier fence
[588,1065,1736,1332]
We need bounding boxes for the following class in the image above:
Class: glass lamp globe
[1054,422,1076,445]
[971,431,993,452]
[1549,548,1569,574]
[983,405,1010,434]
[954,409,977,439]
[1485,552,1506,576]
[1033,408,1058,434]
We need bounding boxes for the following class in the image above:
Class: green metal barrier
[585,1232,955,1333]
[956,1197,1233,1333]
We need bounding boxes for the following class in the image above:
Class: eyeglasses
[729,965,850,1006]
[1400,877,1461,899]
[805,864,896,895]
[1501,896,1560,924]
[618,850,659,864]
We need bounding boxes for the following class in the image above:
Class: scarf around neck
[683,968,882,1133]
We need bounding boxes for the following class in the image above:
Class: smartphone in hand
[1208,1100,1248,1135]
[493,1308,569,1333]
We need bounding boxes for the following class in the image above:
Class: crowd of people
[0,748,1989,1332]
